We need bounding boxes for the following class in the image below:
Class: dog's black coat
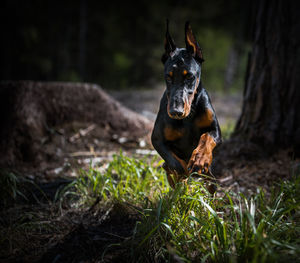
[151,21,221,184]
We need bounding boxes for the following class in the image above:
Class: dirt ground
[1,85,299,263]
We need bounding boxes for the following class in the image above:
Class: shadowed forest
[1,0,300,262]
[1,0,250,90]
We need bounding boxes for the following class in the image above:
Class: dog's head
[162,20,204,120]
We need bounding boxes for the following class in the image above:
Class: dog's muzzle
[167,92,189,119]
[168,107,185,119]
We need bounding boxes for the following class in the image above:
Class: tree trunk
[235,0,300,156]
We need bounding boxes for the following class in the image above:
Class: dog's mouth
[168,111,187,119]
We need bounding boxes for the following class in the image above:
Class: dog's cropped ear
[185,21,204,63]
[162,19,176,64]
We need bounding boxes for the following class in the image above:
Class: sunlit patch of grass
[58,153,170,208]
[132,177,300,262]
[62,153,300,262]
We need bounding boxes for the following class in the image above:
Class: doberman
[151,21,222,190]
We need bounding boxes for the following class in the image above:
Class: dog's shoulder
[192,87,210,113]
[192,87,216,129]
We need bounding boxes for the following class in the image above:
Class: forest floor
[1,86,299,262]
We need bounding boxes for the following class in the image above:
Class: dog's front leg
[162,153,188,188]
[187,133,216,174]
[152,129,188,187]
[152,139,188,175]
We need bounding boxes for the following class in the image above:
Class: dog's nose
[169,108,184,118]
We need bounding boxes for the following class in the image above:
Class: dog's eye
[186,74,194,80]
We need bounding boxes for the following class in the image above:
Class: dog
[151,21,222,190]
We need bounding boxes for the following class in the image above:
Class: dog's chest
[163,119,199,159]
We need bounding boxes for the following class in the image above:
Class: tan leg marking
[187,133,216,174]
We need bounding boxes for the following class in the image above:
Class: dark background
[0,0,252,90]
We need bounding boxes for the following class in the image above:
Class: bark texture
[235,0,300,155]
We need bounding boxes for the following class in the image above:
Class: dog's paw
[187,148,213,174]
[163,162,186,188]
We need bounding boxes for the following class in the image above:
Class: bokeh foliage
[1,0,251,90]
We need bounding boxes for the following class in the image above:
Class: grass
[58,153,169,208]
[61,153,300,262]
[0,170,28,207]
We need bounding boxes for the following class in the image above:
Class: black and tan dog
[151,21,222,189]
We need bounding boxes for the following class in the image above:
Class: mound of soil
[0,81,153,172]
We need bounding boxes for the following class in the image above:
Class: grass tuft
[58,153,169,208]
[0,170,29,207]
